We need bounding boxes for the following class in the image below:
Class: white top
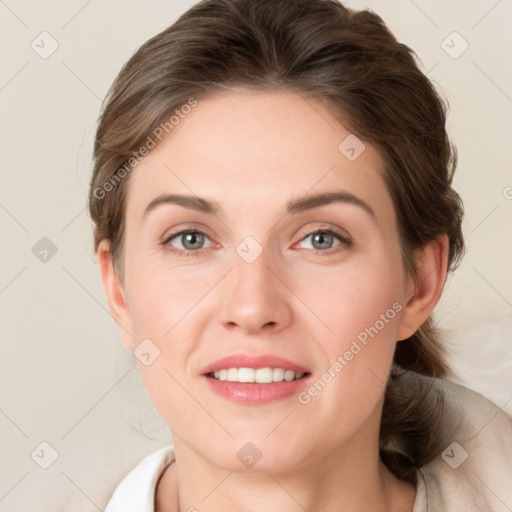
[105,377,512,512]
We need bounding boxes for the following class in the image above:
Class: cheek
[137,361,207,445]
[294,252,403,408]
[127,257,211,339]
[124,262,212,416]
[297,250,404,347]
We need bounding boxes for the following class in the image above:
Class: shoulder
[105,445,175,512]
[417,376,512,511]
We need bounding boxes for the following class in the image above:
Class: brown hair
[88,0,464,482]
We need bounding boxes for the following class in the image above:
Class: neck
[159,436,416,512]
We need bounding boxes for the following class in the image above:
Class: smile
[209,367,306,383]
[201,353,311,404]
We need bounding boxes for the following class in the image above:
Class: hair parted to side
[88,0,465,483]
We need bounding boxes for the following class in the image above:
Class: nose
[217,245,293,335]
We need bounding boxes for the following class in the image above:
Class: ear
[97,239,136,351]
[396,235,449,341]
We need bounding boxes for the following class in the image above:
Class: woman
[88,0,512,510]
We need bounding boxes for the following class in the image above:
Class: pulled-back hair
[88,0,465,482]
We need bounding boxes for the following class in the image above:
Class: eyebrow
[142,190,375,220]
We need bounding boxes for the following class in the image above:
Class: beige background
[1,0,511,510]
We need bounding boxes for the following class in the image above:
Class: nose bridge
[217,236,292,333]
[233,237,274,292]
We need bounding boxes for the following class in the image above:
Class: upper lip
[201,354,309,375]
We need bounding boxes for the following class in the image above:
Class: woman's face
[108,89,416,472]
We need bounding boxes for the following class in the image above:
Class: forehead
[125,89,393,223]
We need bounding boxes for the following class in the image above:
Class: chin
[193,434,309,475]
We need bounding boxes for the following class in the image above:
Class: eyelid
[161,221,213,244]
[162,227,210,244]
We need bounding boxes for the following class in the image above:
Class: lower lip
[204,375,309,404]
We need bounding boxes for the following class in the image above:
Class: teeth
[238,368,255,383]
[284,370,295,381]
[254,367,273,383]
[272,368,284,382]
[211,367,305,383]
[227,368,238,381]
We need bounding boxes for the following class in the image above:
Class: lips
[201,354,311,404]
[201,354,309,375]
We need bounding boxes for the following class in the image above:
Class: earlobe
[396,235,449,341]
[97,240,135,350]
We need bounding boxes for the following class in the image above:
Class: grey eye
[311,232,336,250]
[166,230,212,251]
[181,232,205,250]
[300,231,342,251]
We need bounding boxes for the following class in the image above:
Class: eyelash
[162,227,352,258]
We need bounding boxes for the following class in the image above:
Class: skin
[98,89,448,512]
